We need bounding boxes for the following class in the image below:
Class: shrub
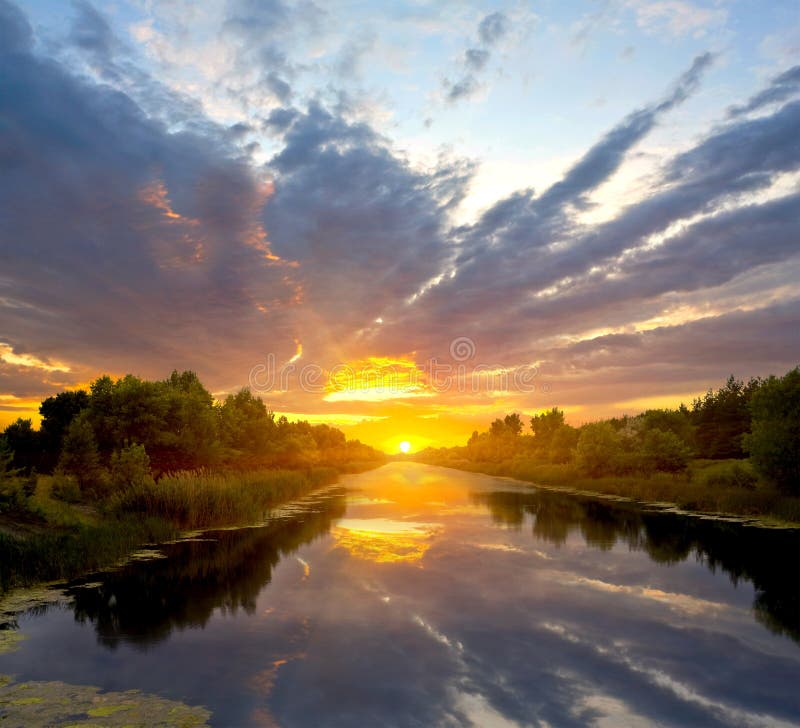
[640,429,692,474]
[700,461,758,490]
[51,471,82,503]
[110,443,154,489]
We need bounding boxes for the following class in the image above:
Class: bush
[700,461,758,490]
[51,471,82,503]
[110,443,155,489]
[640,429,692,474]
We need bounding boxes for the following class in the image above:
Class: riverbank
[415,457,800,527]
[0,463,376,593]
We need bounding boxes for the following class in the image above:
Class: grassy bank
[110,466,341,529]
[422,457,800,525]
[0,462,376,594]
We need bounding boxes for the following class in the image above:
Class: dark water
[2,462,800,727]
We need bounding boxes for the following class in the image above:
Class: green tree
[576,423,623,476]
[39,390,89,470]
[692,376,761,458]
[58,414,104,490]
[110,443,155,489]
[530,408,566,451]
[549,424,579,464]
[640,428,692,474]
[218,388,276,456]
[1,418,40,473]
[744,367,800,493]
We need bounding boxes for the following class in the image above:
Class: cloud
[442,11,511,104]
[728,65,800,118]
[477,11,509,46]
[0,0,300,385]
[1,0,798,427]
[464,48,489,72]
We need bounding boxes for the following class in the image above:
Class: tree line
[421,367,800,494]
[0,370,384,498]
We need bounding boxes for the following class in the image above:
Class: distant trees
[530,408,565,448]
[745,367,800,493]
[1,418,40,474]
[691,376,761,459]
[575,423,623,476]
[39,390,89,470]
[0,370,383,502]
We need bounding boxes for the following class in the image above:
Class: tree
[530,408,565,451]
[39,390,90,470]
[58,414,104,490]
[692,376,761,459]
[1,418,40,473]
[576,423,623,476]
[744,367,800,493]
[489,413,523,438]
[640,428,691,474]
[110,444,154,489]
[549,424,579,464]
[0,438,18,483]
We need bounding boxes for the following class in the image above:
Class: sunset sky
[1,0,799,451]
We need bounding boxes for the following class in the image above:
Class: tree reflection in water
[67,488,347,649]
[473,489,800,643]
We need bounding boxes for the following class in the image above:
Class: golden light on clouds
[332,518,442,564]
[323,356,429,403]
[0,343,71,373]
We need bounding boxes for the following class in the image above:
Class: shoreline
[0,462,381,596]
[412,459,800,530]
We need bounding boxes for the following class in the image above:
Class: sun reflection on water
[332,518,442,564]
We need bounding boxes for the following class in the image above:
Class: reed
[107,466,341,528]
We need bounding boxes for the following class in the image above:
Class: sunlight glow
[399,440,411,453]
[332,518,442,563]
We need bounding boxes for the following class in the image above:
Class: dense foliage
[418,367,800,495]
[0,370,383,505]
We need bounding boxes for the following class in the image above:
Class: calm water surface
[2,462,800,726]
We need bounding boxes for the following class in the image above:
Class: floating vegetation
[0,630,25,655]
[0,676,211,726]
[0,584,70,629]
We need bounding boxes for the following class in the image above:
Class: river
[1,462,799,726]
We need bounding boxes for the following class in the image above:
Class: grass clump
[107,467,340,528]
[0,517,176,593]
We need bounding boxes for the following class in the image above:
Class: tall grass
[1,465,353,594]
[108,467,341,528]
[0,517,176,593]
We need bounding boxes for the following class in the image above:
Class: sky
[1,0,799,452]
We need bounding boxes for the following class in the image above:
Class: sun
[399,440,411,453]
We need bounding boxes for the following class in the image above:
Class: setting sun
[399,441,411,453]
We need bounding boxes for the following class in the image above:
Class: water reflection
[2,464,799,727]
[474,488,800,643]
[332,518,442,563]
[67,488,346,649]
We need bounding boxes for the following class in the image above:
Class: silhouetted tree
[1,418,40,474]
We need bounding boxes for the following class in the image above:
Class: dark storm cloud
[728,64,800,117]
[0,0,299,382]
